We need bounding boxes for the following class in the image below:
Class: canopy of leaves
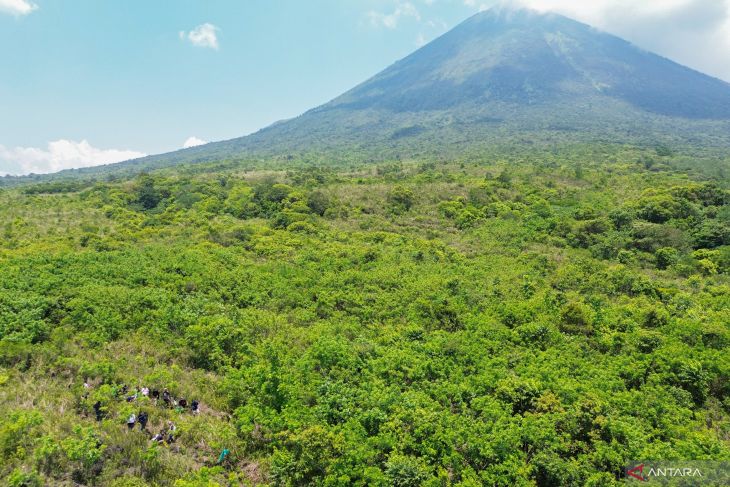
[0,143,728,485]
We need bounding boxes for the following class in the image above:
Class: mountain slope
[10,7,730,181]
[129,7,730,169]
[326,8,730,118]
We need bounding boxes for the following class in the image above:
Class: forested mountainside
[1,144,728,485]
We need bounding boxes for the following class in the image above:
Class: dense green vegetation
[0,144,729,486]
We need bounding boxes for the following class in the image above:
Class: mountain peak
[322,6,730,118]
[469,4,584,27]
[472,4,563,20]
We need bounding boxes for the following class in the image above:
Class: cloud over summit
[475,0,730,81]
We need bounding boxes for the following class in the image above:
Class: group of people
[84,380,201,445]
[125,411,149,431]
[83,380,232,465]
[119,384,200,415]
[126,413,177,444]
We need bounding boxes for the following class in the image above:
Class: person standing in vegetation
[93,401,103,421]
[216,448,230,467]
[126,413,136,431]
[162,388,171,407]
[138,411,148,431]
[166,421,176,443]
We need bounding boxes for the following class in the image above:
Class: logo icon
[627,464,646,481]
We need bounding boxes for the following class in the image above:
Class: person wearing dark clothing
[178,398,187,408]
[162,388,171,407]
[138,411,148,430]
[166,421,176,443]
[151,389,159,400]
[191,400,199,414]
[93,401,103,421]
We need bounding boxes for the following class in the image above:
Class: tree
[135,175,164,210]
[655,247,679,269]
[307,190,331,216]
[388,185,415,213]
[560,301,594,335]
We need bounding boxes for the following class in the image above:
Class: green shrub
[655,247,679,269]
[560,301,594,335]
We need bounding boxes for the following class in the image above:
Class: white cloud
[181,23,220,49]
[182,136,207,149]
[507,0,723,25]
[463,0,489,11]
[368,1,421,29]
[467,0,730,81]
[0,140,146,175]
[0,0,37,15]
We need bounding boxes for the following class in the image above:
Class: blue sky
[1,0,729,174]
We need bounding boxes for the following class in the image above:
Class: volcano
[78,8,730,171]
